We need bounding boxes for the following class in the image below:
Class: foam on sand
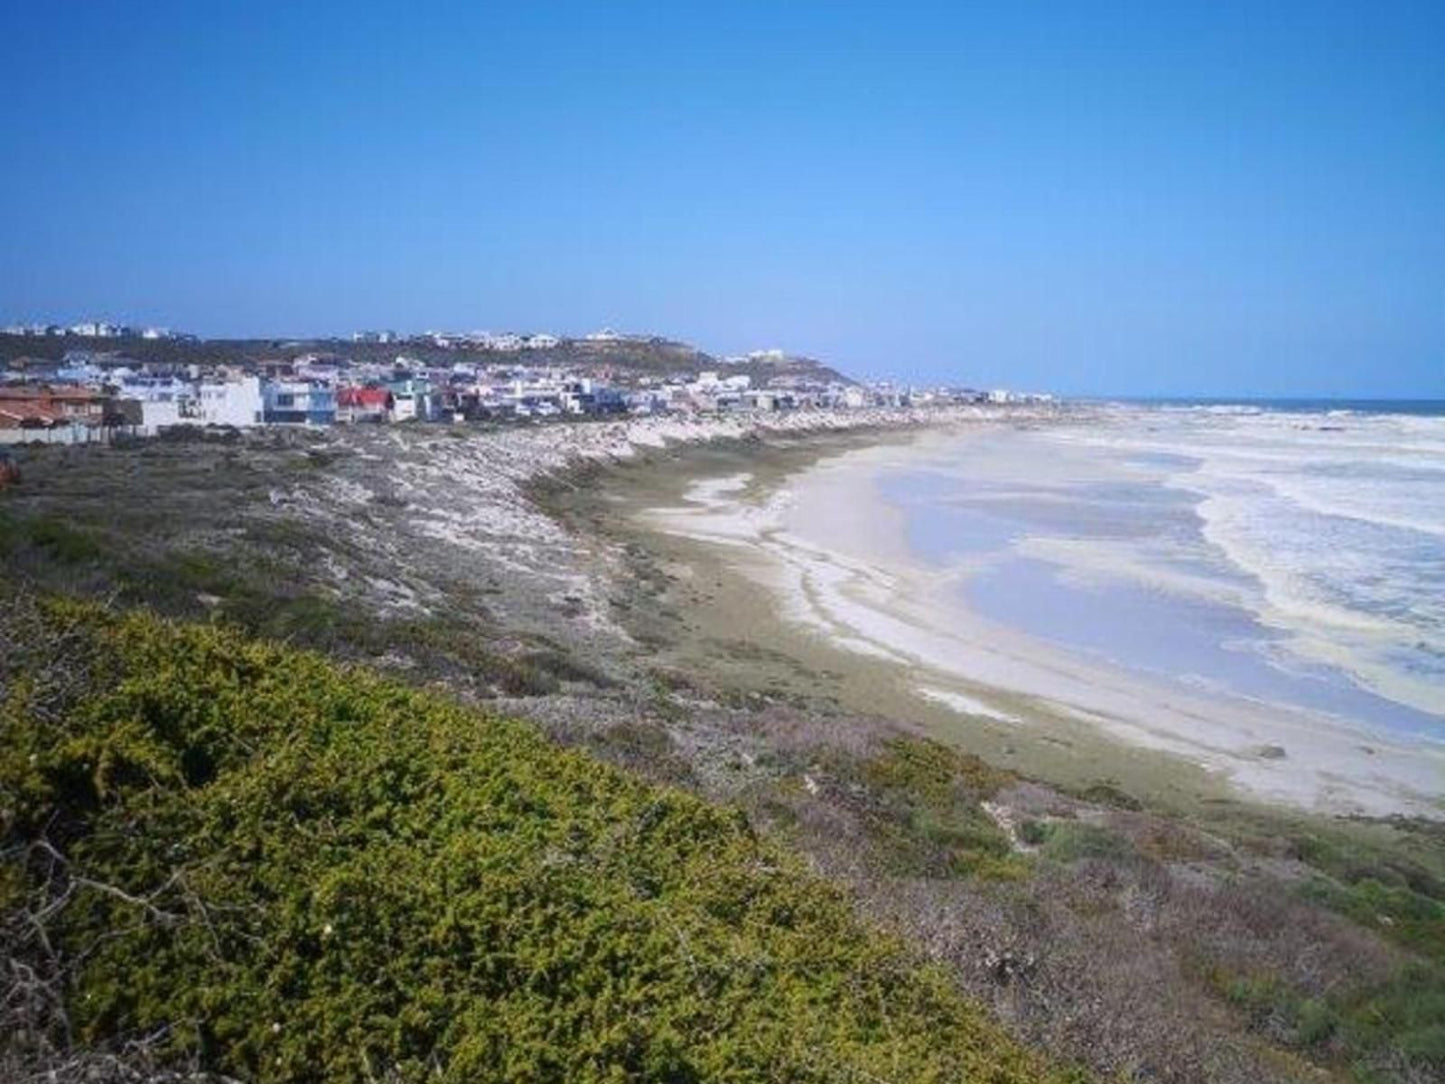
[916,686,1022,724]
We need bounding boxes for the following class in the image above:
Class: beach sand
[633,428,1444,820]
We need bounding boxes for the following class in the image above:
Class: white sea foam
[642,410,1445,815]
[1053,407,1445,717]
[1260,469,1445,541]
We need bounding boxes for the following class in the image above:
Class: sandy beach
[640,425,1445,819]
[12,400,1444,1084]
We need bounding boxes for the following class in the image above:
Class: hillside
[0,333,857,386]
[0,593,1079,1082]
[3,422,1442,1083]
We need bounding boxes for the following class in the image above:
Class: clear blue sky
[2,1,1441,396]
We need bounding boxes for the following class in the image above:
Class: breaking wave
[1111,405,1445,717]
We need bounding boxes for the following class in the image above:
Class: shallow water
[876,404,1445,741]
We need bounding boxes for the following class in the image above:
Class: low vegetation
[0,594,1081,1082]
[853,738,1027,881]
[681,706,1444,1083]
[0,477,608,702]
[5,430,1443,1083]
[1213,962,1445,1081]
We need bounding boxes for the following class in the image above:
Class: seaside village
[0,326,1029,447]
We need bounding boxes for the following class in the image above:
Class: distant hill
[0,333,858,386]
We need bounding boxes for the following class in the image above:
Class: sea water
[879,401,1445,741]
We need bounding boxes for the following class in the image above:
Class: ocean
[878,400,1445,740]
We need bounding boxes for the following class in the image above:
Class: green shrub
[865,736,1012,799]
[0,598,1079,1083]
[857,738,1026,880]
[1210,962,1445,1081]
[1293,997,1337,1045]
[495,656,561,696]
[1076,782,1142,811]
[518,648,616,688]
[1300,876,1445,961]
[21,516,103,563]
[1037,822,1133,864]
[1288,828,1445,904]
[1018,819,1049,847]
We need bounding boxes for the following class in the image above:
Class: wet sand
[626,427,1444,819]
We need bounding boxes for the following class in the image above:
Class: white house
[390,391,418,422]
[117,375,193,435]
[742,389,779,411]
[70,321,129,338]
[193,376,263,427]
[261,380,337,425]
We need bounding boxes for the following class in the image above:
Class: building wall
[0,422,126,446]
[199,376,263,427]
[140,398,183,435]
[262,381,336,426]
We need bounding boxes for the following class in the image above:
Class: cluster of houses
[0,374,263,445]
[2,321,190,341]
[0,348,965,447]
[0,320,1047,446]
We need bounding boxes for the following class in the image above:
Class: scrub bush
[1036,822,1134,865]
[1,596,1081,1082]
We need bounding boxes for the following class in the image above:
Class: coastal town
[0,321,1045,445]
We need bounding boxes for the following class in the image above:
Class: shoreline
[11,396,1445,1084]
[615,425,1443,820]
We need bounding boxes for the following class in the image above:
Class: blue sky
[1,1,1441,396]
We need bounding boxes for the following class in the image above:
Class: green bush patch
[21,516,104,564]
[1036,822,1134,865]
[854,738,1027,880]
[1300,875,1445,962]
[1,598,1079,1082]
[1217,962,1445,1080]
